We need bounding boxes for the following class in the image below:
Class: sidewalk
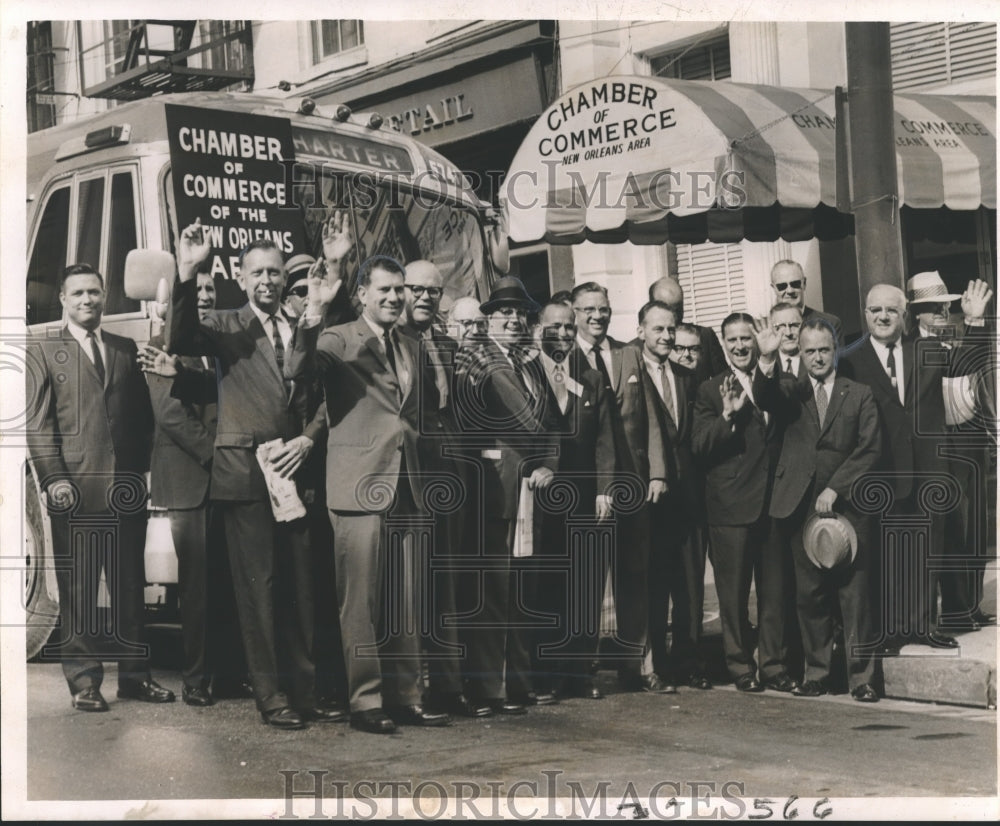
[601,558,998,709]
[882,567,997,709]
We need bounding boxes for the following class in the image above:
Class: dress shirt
[363,313,410,393]
[642,351,677,421]
[577,334,613,380]
[248,302,292,353]
[66,320,106,369]
[540,351,569,413]
[781,353,801,377]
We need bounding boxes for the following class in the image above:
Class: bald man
[450,296,487,343]
[840,283,957,651]
[769,261,842,341]
[648,278,728,381]
[398,261,491,719]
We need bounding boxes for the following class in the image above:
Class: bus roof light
[367,113,384,130]
[298,98,316,115]
[334,104,352,123]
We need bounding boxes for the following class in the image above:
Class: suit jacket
[538,349,616,514]
[595,337,667,484]
[454,336,559,519]
[756,371,881,521]
[28,327,153,514]
[167,278,325,502]
[640,356,698,505]
[840,335,951,499]
[691,367,782,526]
[289,317,434,513]
[147,334,216,510]
[695,323,729,383]
[802,305,844,342]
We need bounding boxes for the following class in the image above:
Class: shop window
[651,34,731,81]
[672,242,745,339]
[27,186,71,326]
[891,22,996,91]
[311,20,364,63]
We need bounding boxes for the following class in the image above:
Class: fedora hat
[906,271,962,304]
[284,253,317,289]
[802,512,858,570]
[480,276,541,315]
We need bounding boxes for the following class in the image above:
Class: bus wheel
[25,472,59,660]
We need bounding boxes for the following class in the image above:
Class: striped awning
[502,75,996,245]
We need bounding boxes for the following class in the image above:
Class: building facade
[27,19,996,341]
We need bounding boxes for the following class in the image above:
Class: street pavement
[14,658,997,817]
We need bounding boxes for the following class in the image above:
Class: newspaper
[255,439,307,522]
[512,476,534,558]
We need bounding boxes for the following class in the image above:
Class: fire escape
[78,20,255,100]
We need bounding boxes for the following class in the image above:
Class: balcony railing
[79,20,254,100]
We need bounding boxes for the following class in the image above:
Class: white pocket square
[627,374,639,384]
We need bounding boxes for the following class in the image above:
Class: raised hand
[177,218,211,282]
[322,210,354,265]
[720,373,748,421]
[961,279,993,322]
[752,315,781,360]
[305,256,343,311]
[138,344,180,377]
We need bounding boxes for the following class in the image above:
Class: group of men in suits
[31,226,994,726]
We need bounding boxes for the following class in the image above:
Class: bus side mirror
[125,249,176,301]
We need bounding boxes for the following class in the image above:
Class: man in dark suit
[636,300,706,690]
[691,313,797,694]
[770,260,843,341]
[290,250,450,734]
[649,277,728,382]
[570,282,673,693]
[840,283,968,650]
[755,317,882,702]
[146,272,227,706]
[168,225,334,730]
[28,264,174,712]
[398,259,491,719]
[453,276,559,713]
[907,273,995,630]
[531,300,616,700]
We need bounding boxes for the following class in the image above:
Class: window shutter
[674,243,745,340]
[891,22,996,91]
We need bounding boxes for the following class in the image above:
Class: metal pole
[845,22,905,308]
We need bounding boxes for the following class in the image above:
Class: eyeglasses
[773,280,803,292]
[671,344,702,355]
[456,318,485,329]
[573,305,612,317]
[405,284,443,299]
[865,306,902,316]
[288,286,309,298]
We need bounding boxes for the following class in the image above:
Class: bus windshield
[295,169,490,302]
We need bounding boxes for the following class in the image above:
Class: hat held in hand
[802,512,858,569]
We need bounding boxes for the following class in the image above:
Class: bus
[24,90,505,657]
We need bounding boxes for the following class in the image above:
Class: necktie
[382,329,397,375]
[815,381,828,427]
[552,363,568,413]
[590,345,612,390]
[659,362,676,421]
[511,347,535,402]
[886,343,898,399]
[786,357,793,375]
[87,331,105,386]
[269,316,291,396]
